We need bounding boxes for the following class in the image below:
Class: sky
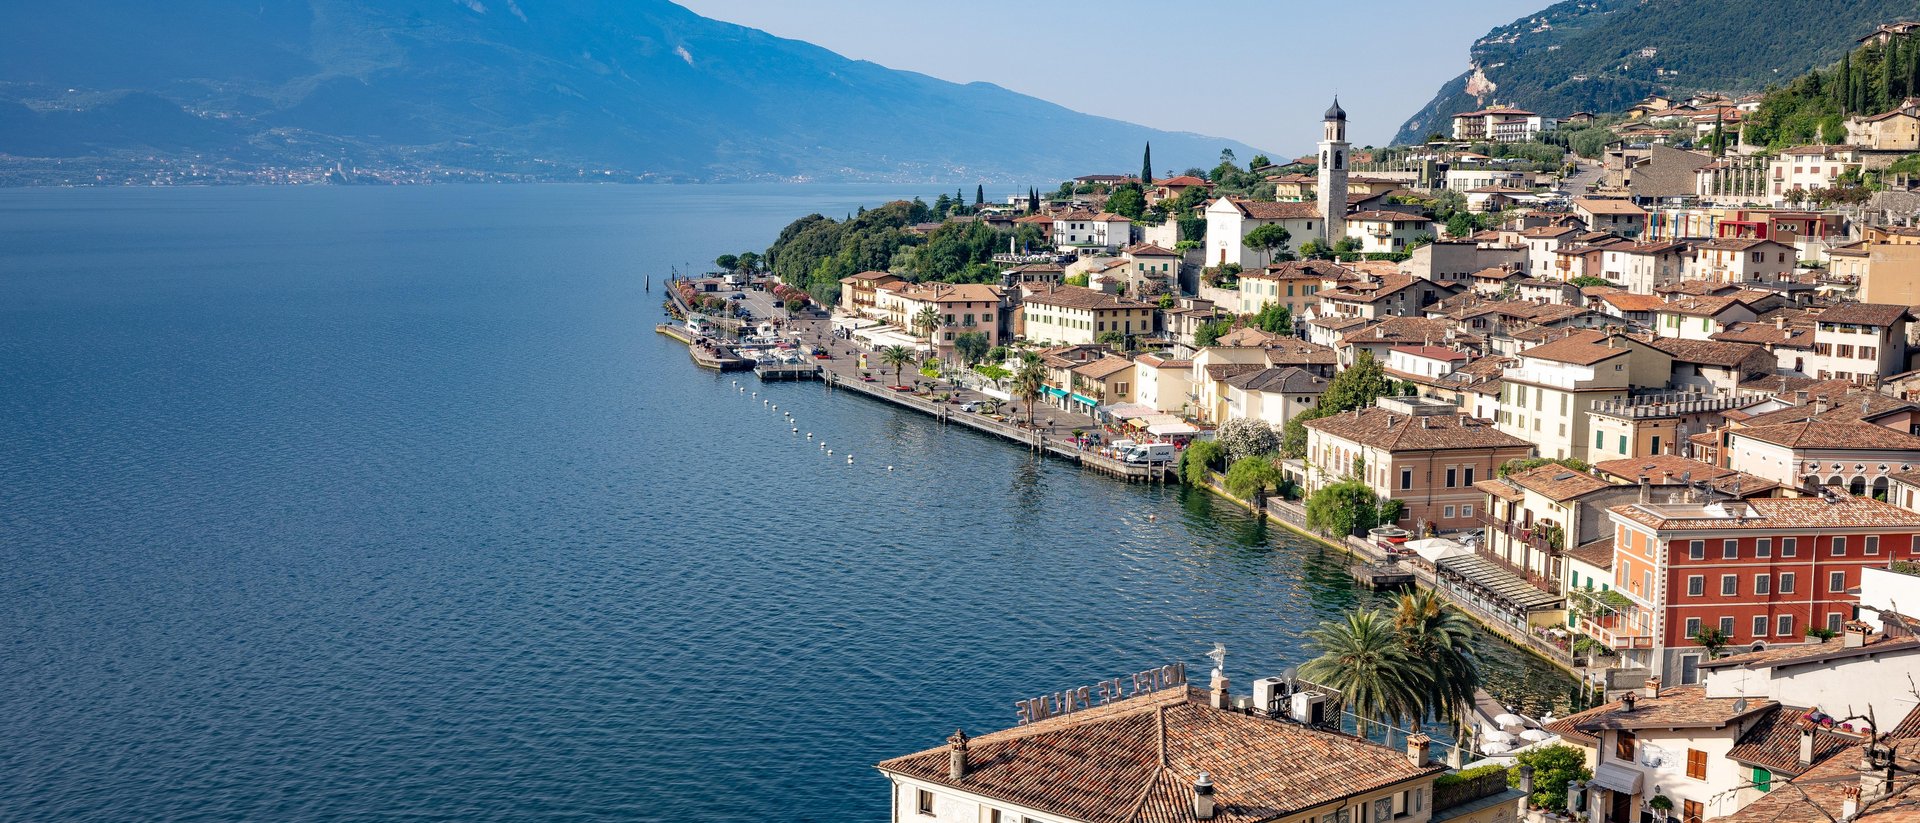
[677,0,1547,154]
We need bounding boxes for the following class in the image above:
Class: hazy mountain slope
[1393,0,1919,145]
[0,0,1261,183]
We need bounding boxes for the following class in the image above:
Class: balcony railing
[1580,613,1654,650]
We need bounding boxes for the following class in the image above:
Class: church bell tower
[1317,97,1349,244]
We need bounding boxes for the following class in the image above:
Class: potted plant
[1648,794,1673,822]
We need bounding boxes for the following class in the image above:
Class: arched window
[1826,475,1844,488]
[1850,476,1868,497]
[1335,150,1344,171]
[1321,150,1329,166]
[1873,477,1890,500]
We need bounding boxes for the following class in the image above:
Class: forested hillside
[1744,32,1920,148]
[1395,0,1919,145]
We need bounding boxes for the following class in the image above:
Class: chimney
[1407,733,1432,767]
[1639,476,1652,503]
[947,730,969,780]
[1799,727,1816,767]
[1517,764,1536,798]
[1620,690,1638,712]
[1815,395,1831,414]
[1861,743,1896,804]
[1776,314,1788,330]
[1843,786,1863,820]
[1210,666,1232,710]
[1795,390,1809,404]
[1192,772,1218,820]
[1644,676,1662,699]
[1844,620,1874,649]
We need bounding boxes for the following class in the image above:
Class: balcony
[1580,612,1654,650]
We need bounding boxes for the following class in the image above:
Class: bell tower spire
[1317,97,1350,244]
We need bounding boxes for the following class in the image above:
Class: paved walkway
[783,312,1108,446]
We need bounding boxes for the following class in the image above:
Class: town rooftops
[1213,197,1321,221]
[1644,337,1765,368]
[1341,316,1462,347]
[1226,366,1328,394]
[1264,338,1340,367]
[1730,419,1920,452]
[1610,495,1920,532]
[1659,294,1744,316]
[894,282,1003,303]
[1519,225,1580,239]
[1072,356,1135,380]
[1590,455,1779,496]
[1023,284,1153,311]
[1154,175,1211,187]
[1346,210,1432,223]
[1124,242,1181,257]
[1304,407,1527,452]
[841,270,901,284]
[1389,345,1471,361]
[1246,260,1357,281]
[1725,704,1861,775]
[1569,685,1775,732]
[1595,291,1666,312]
[1565,536,1614,570]
[1814,302,1913,327]
[1696,236,1781,252]
[1517,329,1629,366]
[1701,632,1920,672]
[1499,464,1613,501]
[1573,197,1646,215]
[874,686,1443,823]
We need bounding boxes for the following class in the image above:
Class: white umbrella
[1520,729,1555,742]
[1479,739,1513,754]
[1482,729,1517,744]
[1494,713,1528,728]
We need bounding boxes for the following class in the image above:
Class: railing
[1474,546,1564,594]
[1580,613,1654,650]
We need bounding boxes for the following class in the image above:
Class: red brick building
[1599,495,1920,685]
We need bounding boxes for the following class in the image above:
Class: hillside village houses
[828,90,1920,823]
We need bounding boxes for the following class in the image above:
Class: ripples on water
[0,186,1574,822]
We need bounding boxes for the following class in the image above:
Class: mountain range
[1393,0,1920,145]
[0,1,1262,184]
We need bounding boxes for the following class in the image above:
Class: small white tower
[1317,97,1350,244]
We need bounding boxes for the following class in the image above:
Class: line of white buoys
[791,426,798,433]
[806,433,813,439]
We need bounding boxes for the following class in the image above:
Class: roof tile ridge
[1120,706,1173,823]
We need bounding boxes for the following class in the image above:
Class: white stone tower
[1317,97,1349,244]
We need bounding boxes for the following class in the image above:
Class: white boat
[686,314,715,337]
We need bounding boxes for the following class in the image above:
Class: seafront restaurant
[1409,537,1567,654]
[1096,402,1204,442]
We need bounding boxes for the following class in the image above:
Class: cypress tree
[975,184,984,206]
[1840,52,1853,111]
[1880,43,1896,113]
[1141,142,1153,185]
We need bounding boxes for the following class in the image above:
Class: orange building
[1598,495,1920,686]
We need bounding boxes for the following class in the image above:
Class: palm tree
[1013,353,1045,429]
[913,305,942,348]
[1393,589,1481,733]
[879,345,914,388]
[1300,608,1424,738]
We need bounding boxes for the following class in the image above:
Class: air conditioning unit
[1253,677,1288,715]
[1291,691,1328,726]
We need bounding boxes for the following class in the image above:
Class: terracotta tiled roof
[1347,210,1432,223]
[1712,320,1814,347]
[1736,390,1918,427]
[1073,356,1135,380]
[1304,407,1529,453]
[842,270,901,283]
[875,687,1444,823]
[1341,317,1461,347]
[1517,329,1630,366]
[1023,284,1154,311]
[1814,302,1913,327]
[1589,455,1779,496]
[1730,420,1920,451]
[1566,536,1614,569]
[1596,292,1666,312]
[1660,294,1742,316]
[1154,175,1211,187]
[1573,197,1646,215]
[1610,495,1920,532]
[1657,280,1738,297]
[1520,226,1579,239]
[1570,686,1774,732]
[1124,242,1181,257]
[1645,337,1765,368]
[1701,632,1920,671]
[1206,363,1266,381]
[1216,327,1284,347]
[1726,704,1859,775]
[1217,198,1320,221]
[1696,237,1780,252]
[1246,260,1357,282]
[1390,345,1470,361]
[1227,367,1328,394]
[1717,739,1920,822]
[1265,338,1339,366]
[1503,464,1612,501]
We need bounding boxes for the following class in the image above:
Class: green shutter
[1753,767,1772,793]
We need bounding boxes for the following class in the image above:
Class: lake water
[0,185,1578,822]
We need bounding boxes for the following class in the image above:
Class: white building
[1050,210,1134,252]
[1452,106,1549,142]
[1767,146,1863,206]
[1203,197,1320,269]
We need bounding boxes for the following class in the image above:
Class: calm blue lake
[0,185,1577,821]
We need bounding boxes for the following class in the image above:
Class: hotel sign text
[1014,662,1187,725]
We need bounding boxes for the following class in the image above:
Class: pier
[753,362,819,381]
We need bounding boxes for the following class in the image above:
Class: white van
[1124,443,1175,464]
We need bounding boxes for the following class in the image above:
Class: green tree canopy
[1180,439,1227,486]
[1242,223,1294,267]
[1252,303,1292,335]
[1217,418,1279,462]
[1510,745,1591,813]
[1305,479,1389,538]
[714,254,739,272]
[954,331,990,365]
[1224,456,1285,501]
[1106,185,1147,220]
[1194,319,1233,347]
[1300,609,1423,733]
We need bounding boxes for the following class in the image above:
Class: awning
[1101,402,1158,418]
[1591,761,1644,795]
[1408,538,1472,563]
[1435,553,1562,611]
[1147,422,1200,436]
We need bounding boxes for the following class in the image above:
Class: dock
[820,370,1170,482]
[658,323,753,371]
[754,362,819,381]
[1350,561,1416,590]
